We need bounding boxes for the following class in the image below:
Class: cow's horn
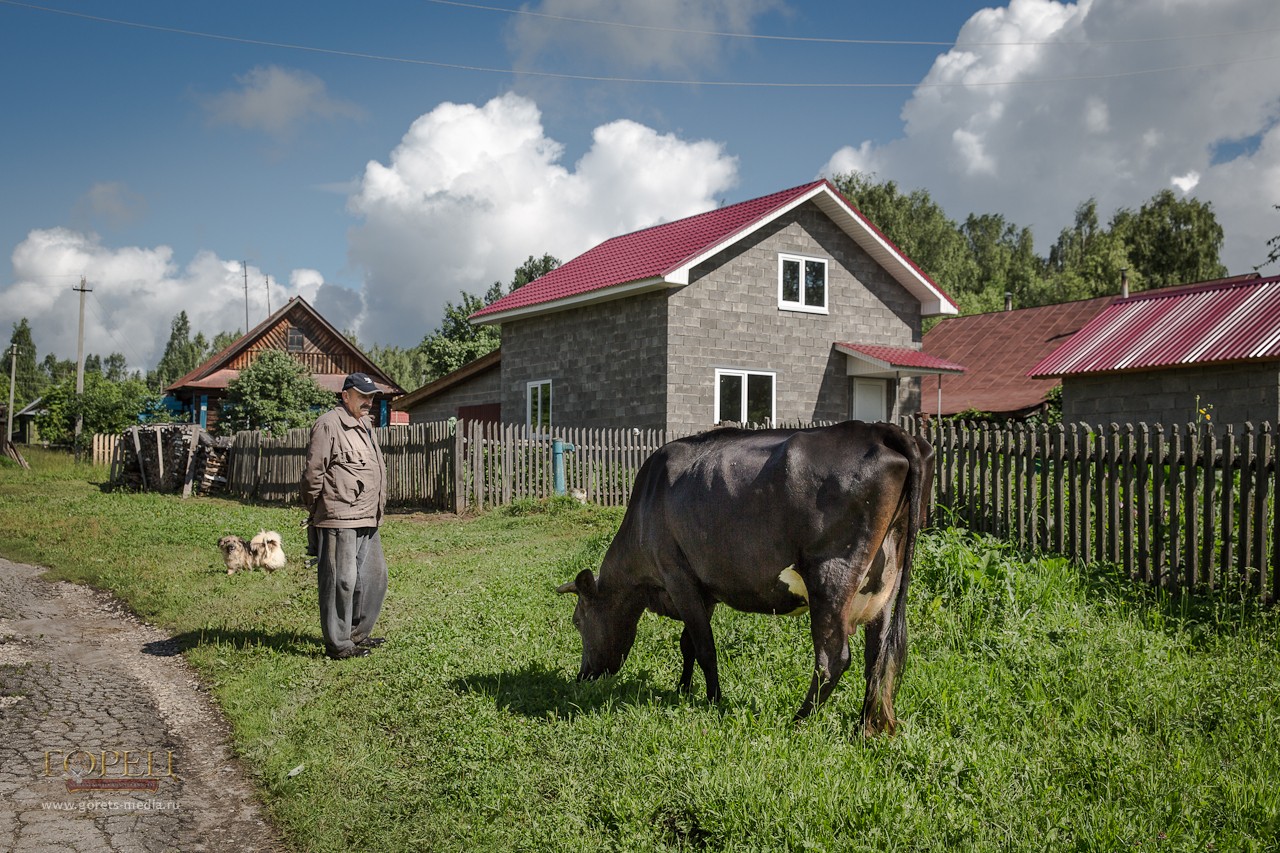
[555,580,578,595]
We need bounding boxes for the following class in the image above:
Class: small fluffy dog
[218,535,254,575]
[218,530,287,574]
[249,530,287,571]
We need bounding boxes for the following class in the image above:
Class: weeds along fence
[907,419,1280,604]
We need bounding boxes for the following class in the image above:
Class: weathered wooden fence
[227,421,455,510]
[907,419,1279,604]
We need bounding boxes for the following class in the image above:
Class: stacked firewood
[109,424,232,496]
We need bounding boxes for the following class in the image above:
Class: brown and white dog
[218,535,254,575]
[249,530,287,571]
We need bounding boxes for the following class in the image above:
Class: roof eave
[471,277,673,325]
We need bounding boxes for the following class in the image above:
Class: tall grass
[1,450,1277,851]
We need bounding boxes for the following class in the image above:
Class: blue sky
[3,0,1279,372]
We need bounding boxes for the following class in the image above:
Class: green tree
[35,372,163,449]
[40,353,76,386]
[413,253,561,385]
[209,330,241,355]
[1044,199,1132,301]
[366,344,430,392]
[149,312,209,391]
[1260,205,1280,271]
[1112,190,1227,287]
[960,213,1044,311]
[7,319,42,407]
[219,350,333,436]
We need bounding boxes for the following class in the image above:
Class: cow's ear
[557,569,596,596]
[556,568,597,598]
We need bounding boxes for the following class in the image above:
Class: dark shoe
[326,646,371,660]
[355,636,386,649]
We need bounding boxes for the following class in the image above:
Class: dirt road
[0,557,283,852]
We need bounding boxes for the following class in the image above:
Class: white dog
[218,535,254,575]
[249,530,287,571]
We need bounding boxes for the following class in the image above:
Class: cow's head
[556,568,638,680]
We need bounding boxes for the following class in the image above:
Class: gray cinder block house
[449,180,964,434]
[1030,273,1280,430]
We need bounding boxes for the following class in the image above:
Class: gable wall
[499,290,668,430]
[665,202,922,433]
[1062,361,1280,432]
[228,312,356,375]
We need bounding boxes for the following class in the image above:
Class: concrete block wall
[1062,361,1280,432]
[499,291,668,430]
[665,202,921,433]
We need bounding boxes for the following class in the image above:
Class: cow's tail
[865,426,930,736]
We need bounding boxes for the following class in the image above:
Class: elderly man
[301,372,389,660]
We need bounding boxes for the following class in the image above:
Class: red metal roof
[835,343,966,373]
[471,179,956,321]
[1030,274,1279,378]
[921,296,1115,415]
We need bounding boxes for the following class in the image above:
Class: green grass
[2,447,1278,851]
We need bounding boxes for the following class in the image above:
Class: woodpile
[108,424,233,496]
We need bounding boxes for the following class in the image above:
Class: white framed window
[526,379,552,433]
[778,253,828,313]
[715,369,776,426]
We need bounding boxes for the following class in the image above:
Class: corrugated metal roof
[470,180,957,322]
[1029,274,1280,378]
[921,295,1114,415]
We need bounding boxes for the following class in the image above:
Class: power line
[425,0,1280,48]
[2,0,1278,89]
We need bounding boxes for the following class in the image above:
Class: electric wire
[2,0,1277,89]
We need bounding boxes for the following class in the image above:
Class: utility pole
[265,274,271,315]
[73,276,92,461]
[242,261,250,332]
[5,343,17,445]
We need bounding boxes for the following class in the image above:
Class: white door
[852,378,888,423]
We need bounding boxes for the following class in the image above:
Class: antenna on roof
[242,261,249,332]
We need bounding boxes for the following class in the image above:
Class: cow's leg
[675,601,717,695]
[794,580,854,721]
[663,572,720,702]
[861,529,911,736]
[860,605,899,736]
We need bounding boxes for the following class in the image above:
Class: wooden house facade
[166,297,404,432]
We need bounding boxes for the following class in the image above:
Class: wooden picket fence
[91,433,119,467]
[453,420,676,512]
[907,419,1280,604]
[227,421,455,510]
[218,416,1280,603]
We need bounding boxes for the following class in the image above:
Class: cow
[556,420,933,736]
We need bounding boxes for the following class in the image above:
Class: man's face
[341,388,375,419]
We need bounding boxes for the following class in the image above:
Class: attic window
[778,254,828,314]
[287,325,304,352]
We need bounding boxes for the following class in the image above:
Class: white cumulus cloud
[0,229,308,374]
[346,92,738,346]
[821,0,1280,278]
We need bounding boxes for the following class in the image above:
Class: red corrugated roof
[1030,274,1279,378]
[471,179,956,321]
[921,296,1115,415]
[835,343,966,373]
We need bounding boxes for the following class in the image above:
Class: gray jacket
[300,406,387,528]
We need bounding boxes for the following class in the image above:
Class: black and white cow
[557,420,933,735]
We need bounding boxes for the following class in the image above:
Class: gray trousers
[316,527,388,655]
